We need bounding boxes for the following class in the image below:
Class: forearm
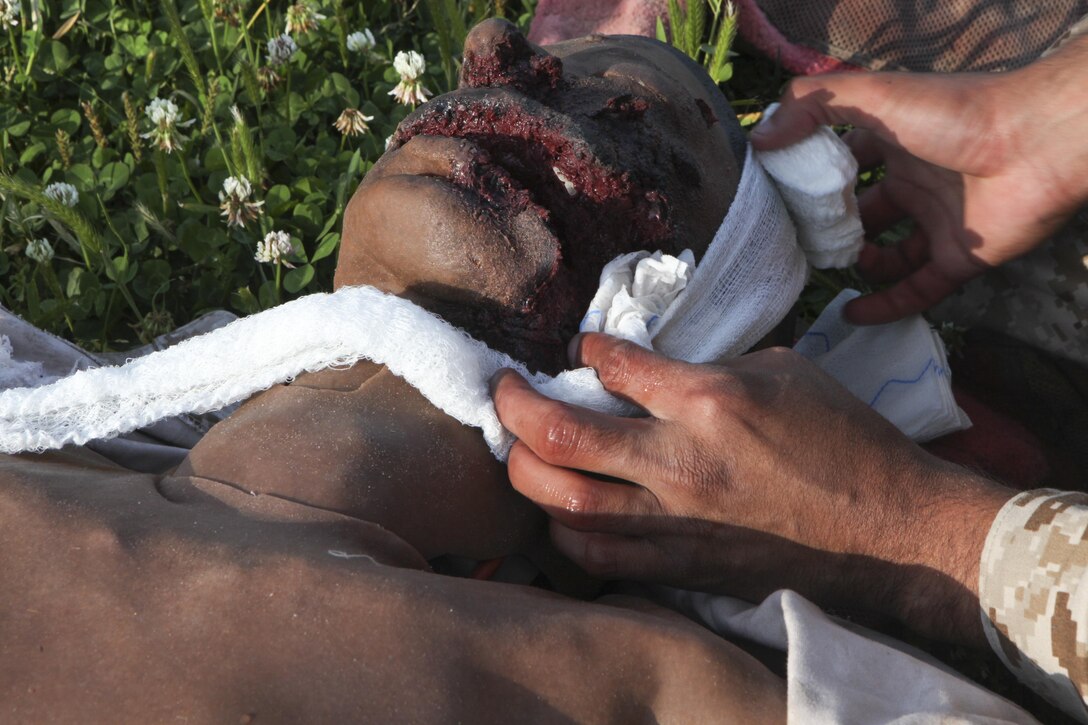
[867,462,1013,647]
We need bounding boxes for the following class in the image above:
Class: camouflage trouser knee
[930,208,1088,367]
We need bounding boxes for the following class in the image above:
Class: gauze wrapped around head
[651,144,808,362]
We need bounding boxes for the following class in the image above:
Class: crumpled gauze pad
[795,290,971,442]
[0,286,636,462]
[755,103,864,269]
[580,250,696,348]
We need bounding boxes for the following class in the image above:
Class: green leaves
[0,0,535,350]
[662,0,738,84]
[707,2,739,84]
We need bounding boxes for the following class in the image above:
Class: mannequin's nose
[459,18,562,97]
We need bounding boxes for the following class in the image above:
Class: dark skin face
[339,20,743,372]
[184,23,745,568]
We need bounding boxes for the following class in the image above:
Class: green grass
[0,0,533,350]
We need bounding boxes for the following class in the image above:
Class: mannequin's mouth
[390,91,674,371]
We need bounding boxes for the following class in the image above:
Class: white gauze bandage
[0,286,635,461]
[650,145,809,362]
[755,103,864,269]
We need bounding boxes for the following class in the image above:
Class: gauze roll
[755,103,864,269]
[0,286,636,461]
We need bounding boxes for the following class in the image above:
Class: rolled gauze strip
[755,103,864,269]
[0,285,637,462]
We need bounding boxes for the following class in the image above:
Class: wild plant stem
[177,149,205,203]
[7,27,22,70]
[39,264,74,332]
[153,150,170,214]
[240,8,256,65]
[285,67,292,122]
[205,13,225,76]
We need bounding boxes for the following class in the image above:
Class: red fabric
[528,0,668,45]
[733,0,862,75]
[528,0,861,76]
[924,388,1049,490]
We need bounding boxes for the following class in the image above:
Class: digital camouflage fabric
[932,209,1088,367]
[981,489,1088,722]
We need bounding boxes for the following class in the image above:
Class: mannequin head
[339,20,746,373]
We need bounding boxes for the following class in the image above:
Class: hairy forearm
[880,464,1013,646]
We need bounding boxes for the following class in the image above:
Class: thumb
[749,73,863,149]
[751,71,906,150]
[571,333,698,418]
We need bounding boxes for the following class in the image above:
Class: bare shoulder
[179,362,543,559]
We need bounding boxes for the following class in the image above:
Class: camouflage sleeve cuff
[980,489,1088,722]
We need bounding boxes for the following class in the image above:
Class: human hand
[492,333,1013,645]
[750,37,1088,324]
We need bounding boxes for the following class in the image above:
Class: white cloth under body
[647,586,1036,724]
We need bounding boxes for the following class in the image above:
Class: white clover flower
[43,182,79,207]
[393,50,426,80]
[255,230,296,267]
[286,2,325,35]
[267,33,298,66]
[389,50,431,107]
[140,97,196,153]
[26,239,54,264]
[346,29,375,53]
[223,175,252,199]
[145,97,179,126]
[334,108,374,137]
[0,0,20,28]
[219,175,265,228]
[384,135,393,150]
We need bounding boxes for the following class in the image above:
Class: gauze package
[794,290,971,441]
[755,103,865,269]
